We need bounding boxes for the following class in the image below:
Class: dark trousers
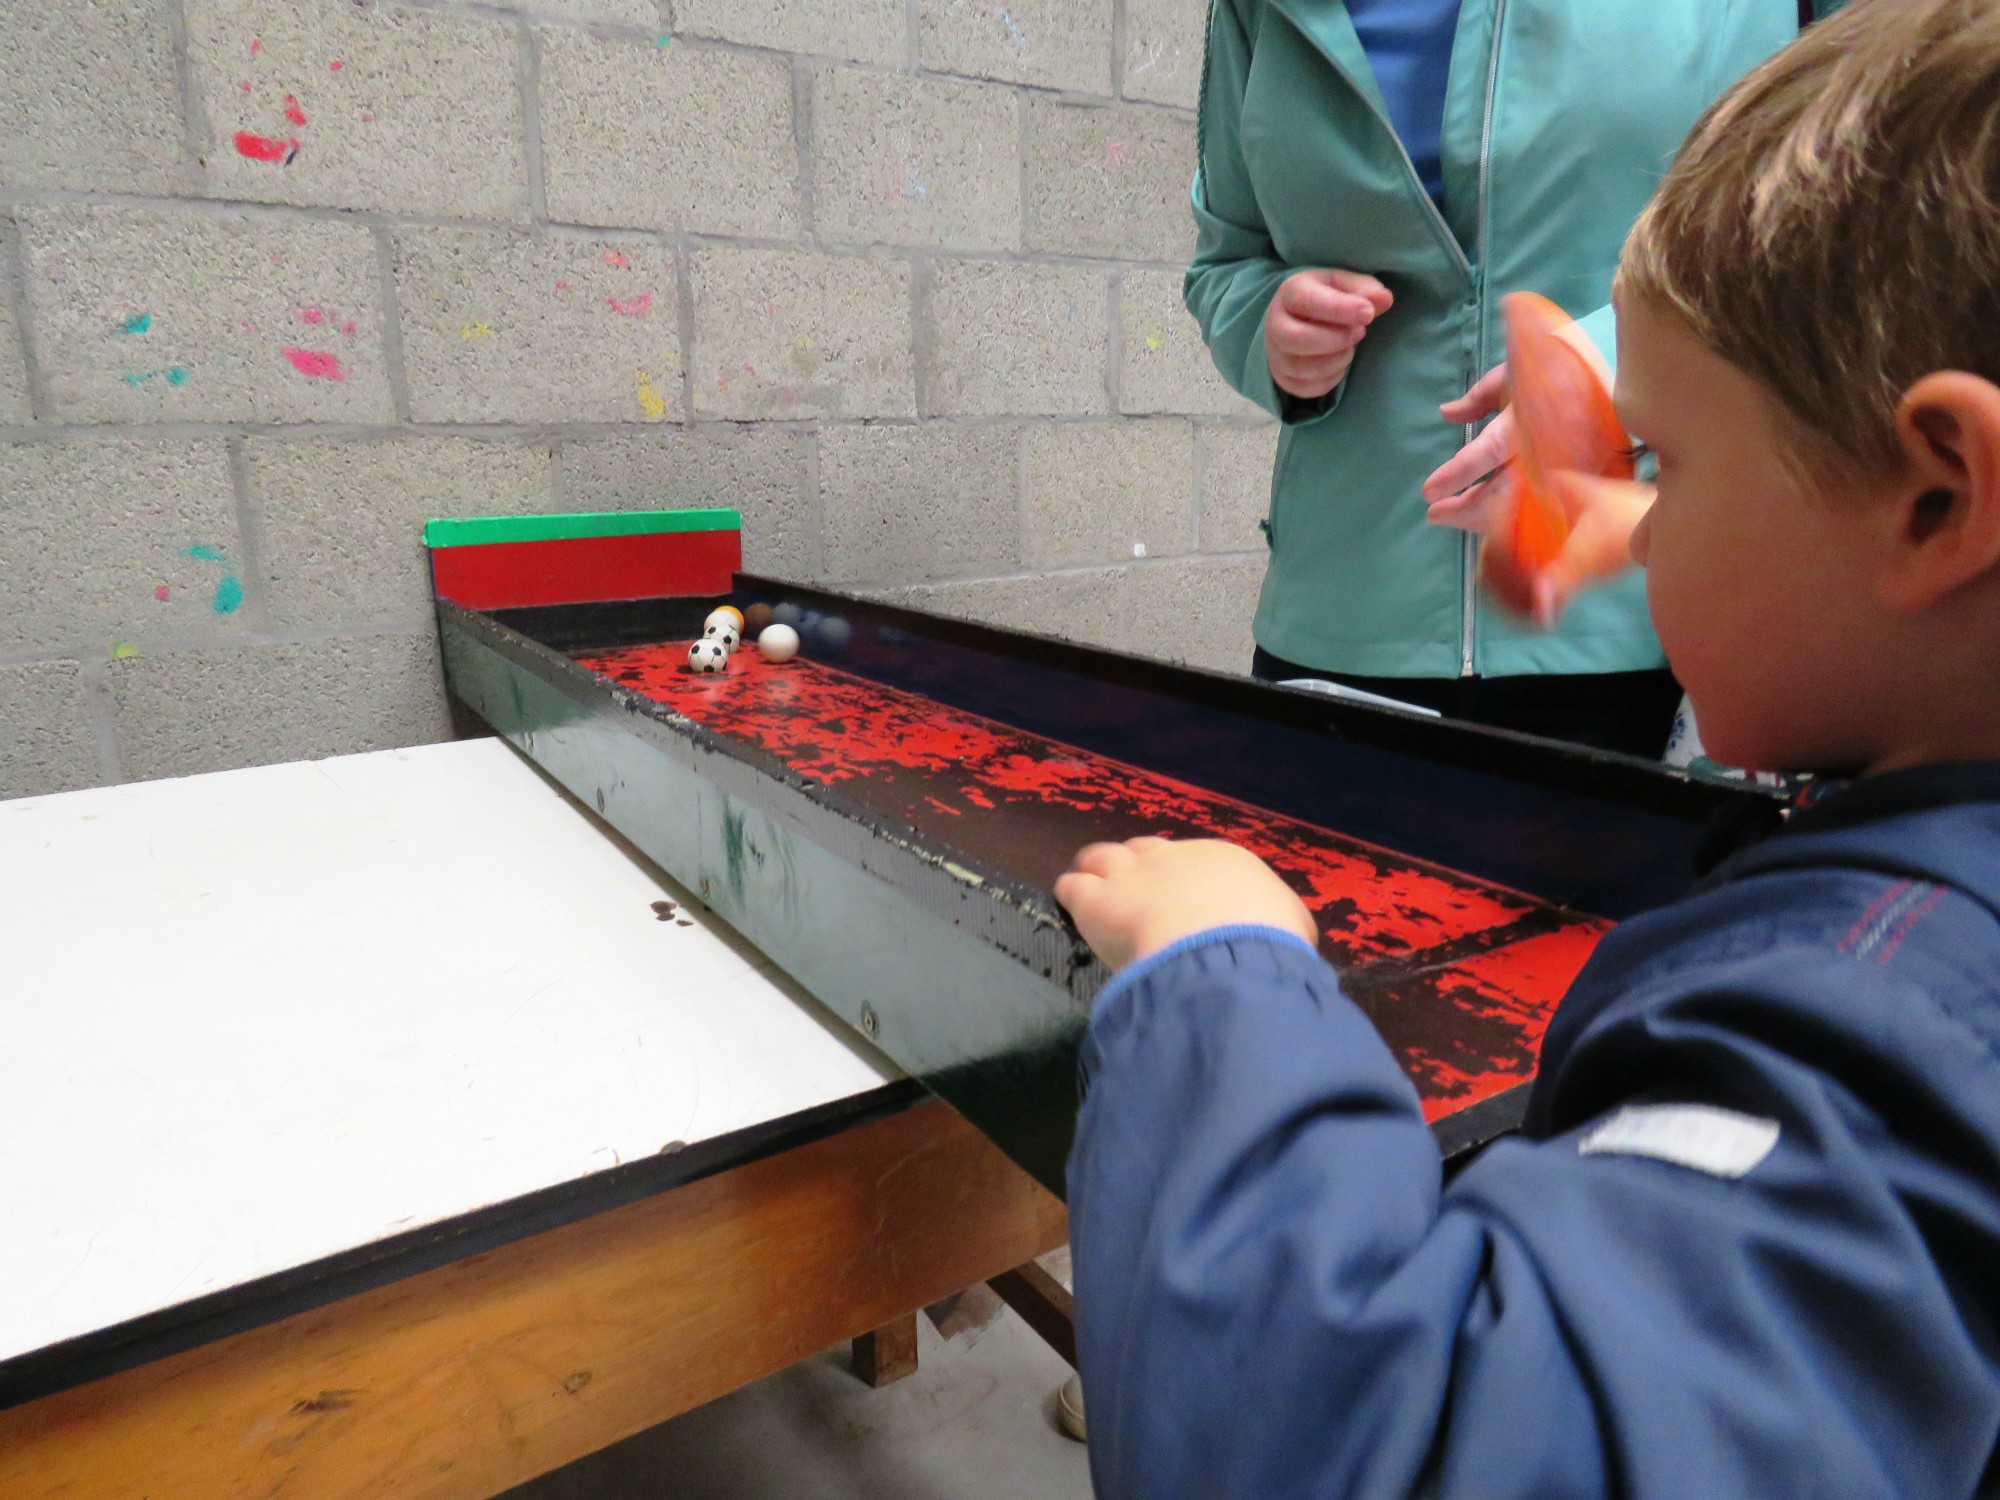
[1251,648,1684,760]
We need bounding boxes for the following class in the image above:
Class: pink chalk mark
[743,362,756,376]
[602,250,629,268]
[555,279,570,292]
[283,94,307,126]
[1106,140,1128,166]
[360,110,374,123]
[297,305,326,325]
[607,290,653,318]
[155,585,171,602]
[341,319,357,338]
[234,131,299,164]
[282,347,349,382]
[330,59,343,71]
[250,37,262,56]
[240,81,252,93]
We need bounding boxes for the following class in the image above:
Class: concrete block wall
[0,0,1275,801]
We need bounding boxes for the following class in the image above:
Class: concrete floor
[504,1305,1092,1500]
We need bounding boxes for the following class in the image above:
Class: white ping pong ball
[757,623,801,663]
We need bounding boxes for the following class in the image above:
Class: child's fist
[1266,270,1394,400]
[1054,837,1319,972]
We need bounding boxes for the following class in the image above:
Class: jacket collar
[1265,0,1390,117]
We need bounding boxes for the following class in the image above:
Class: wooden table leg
[988,1260,1076,1368]
[850,1314,920,1387]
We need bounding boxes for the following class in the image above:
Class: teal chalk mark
[656,31,670,44]
[185,544,227,563]
[166,365,190,387]
[213,575,244,614]
[121,313,153,336]
[122,371,155,387]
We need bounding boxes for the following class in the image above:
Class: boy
[1056,1,2000,1494]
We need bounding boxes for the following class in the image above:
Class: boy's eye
[1621,442,1652,464]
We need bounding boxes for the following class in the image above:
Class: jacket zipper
[1464,0,1507,677]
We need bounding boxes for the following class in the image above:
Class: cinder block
[819,425,1018,583]
[1197,421,1279,551]
[249,437,555,631]
[0,228,31,426]
[184,0,526,220]
[19,206,394,424]
[923,262,1108,417]
[917,0,1113,94]
[811,69,1020,252]
[396,229,682,424]
[1126,556,1266,672]
[690,249,912,421]
[111,633,451,783]
[1025,98,1195,262]
[541,33,799,239]
[476,0,657,25]
[1024,420,1192,567]
[1119,269,1260,417]
[673,0,906,67]
[0,0,188,195]
[562,426,819,581]
[873,567,1130,650]
[0,662,103,801]
[1123,0,1207,108]
[0,439,248,656]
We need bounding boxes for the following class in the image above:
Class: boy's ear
[1876,372,2000,612]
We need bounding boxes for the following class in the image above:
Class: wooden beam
[0,1100,1066,1500]
[850,1315,920,1387]
[988,1260,1076,1369]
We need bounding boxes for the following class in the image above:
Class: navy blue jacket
[1069,763,2000,1498]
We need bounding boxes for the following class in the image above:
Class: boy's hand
[1266,270,1394,400]
[1530,471,1657,626]
[1055,837,1320,972]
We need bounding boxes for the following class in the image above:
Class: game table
[429,509,1773,1195]
[0,740,1066,1499]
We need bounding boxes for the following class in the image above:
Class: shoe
[1056,1373,1087,1442]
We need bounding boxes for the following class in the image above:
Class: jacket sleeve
[1067,928,1999,1500]
[1182,0,1342,427]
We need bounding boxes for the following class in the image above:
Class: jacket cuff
[1091,924,1324,1024]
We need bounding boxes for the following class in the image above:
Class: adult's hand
[1424,362,1515,531]
[1266,270,1394,400]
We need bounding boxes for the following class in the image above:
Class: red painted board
[431,529,742,610]
[576,642,1609,1114]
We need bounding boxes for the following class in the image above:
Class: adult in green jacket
[1188,0,1835,754]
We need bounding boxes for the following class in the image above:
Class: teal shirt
[1187,0,1833,679]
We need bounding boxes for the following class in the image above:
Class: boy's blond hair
[1619,0,2000,480]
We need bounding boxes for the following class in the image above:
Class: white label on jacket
[1576,1104,1781,1179]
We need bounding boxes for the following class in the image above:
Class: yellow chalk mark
[460,322,493,339]
[796,336,812,352]
[1145,331,1163,351]
[636,368,667,419]
[111,642,137,660]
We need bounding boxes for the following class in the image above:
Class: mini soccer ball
[704,619,742,651]
[688,638,730,674]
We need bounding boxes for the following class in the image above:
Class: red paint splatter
[250,37,262,56]
[576,643,1608,1119]
[281,347,348,381]
[283,94,307,126]
[607,290,652,317]
[602,250,629,268]
[297,305,325,325]
[234,131,299,164]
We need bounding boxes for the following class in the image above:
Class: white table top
[0,739,898,1368]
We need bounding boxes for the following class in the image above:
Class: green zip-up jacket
[1188,0,1834,679]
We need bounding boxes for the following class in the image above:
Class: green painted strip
[423,508,741,549]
